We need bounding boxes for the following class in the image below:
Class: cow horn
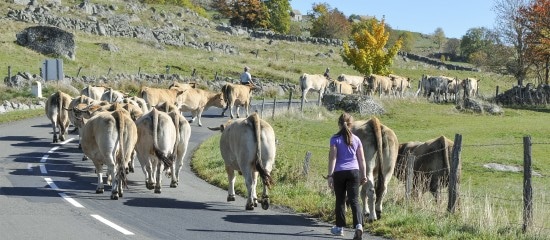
[207,126,222,131]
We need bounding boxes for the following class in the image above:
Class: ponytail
[337,112,353,146]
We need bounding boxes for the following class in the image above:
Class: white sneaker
[354,224,363,240]
[330,226,344,236]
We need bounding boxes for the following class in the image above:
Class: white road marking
[47,147,59,153]
[44,177,84,208]
[40,155,48,163]
[27,163,32,171]
[91,214,135,235]
[40,164,47,174]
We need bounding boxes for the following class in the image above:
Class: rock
[322,93,385,115]
[16,26,76,60]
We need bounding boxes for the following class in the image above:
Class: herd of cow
[42,77,458,222]
[300,72,480,103]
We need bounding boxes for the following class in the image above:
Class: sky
[290,0,497,39]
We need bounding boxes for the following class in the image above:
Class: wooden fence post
[260,98,265,119]
[287,91,293,111]
[523,136,533,233]
[8,66,11,81]
[138,67,141,77]
[76,67,82,78]
[303,151,312,177]
[107,67,112,76]
[271,97,276,119]
[495,86,499,104]
[447,133,462,213]
[406,153,415,201]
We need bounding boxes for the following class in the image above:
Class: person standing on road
[240,66,252,85]
[327,112,367,240]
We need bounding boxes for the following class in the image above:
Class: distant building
[291,9,302,21]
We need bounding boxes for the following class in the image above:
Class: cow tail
[371,117,384,197]
[114,110,128,188]
[109,88,114,102]
[251,114,273,188]
[54,91,61,130]
[87,85,91,98]
[221,84,231,112]
[152,109,174,170]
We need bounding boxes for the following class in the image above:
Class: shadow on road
[186,228,334,239]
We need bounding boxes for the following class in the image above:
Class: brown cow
[351,117,399,222]
[45,90,72,143]
[389,74,412,98]
[395,136,454,201]
[327,79,354,94]
[220,83,254,119]
[337,74,364,93]
[140,86,186,109]
[177,88,226,126]
[365,74,393,97]
[208,113,276,210]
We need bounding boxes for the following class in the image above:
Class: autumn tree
[212,0,269,29]
[341,18,403,76]
[264,0,291,33]
[308,3,351,39]
[520,0,550,84]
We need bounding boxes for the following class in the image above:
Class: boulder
[322,93,385,115]
[16,25,76,60]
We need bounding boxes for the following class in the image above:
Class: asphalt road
[0,102,384,240]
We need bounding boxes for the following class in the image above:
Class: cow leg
[154,161,162,194]
[302,89,309,103]
[364,177,376,222]
[235,105,241,118]
[51,118,59,143]
[196,109,203,127]
[243,167,255,210]
[226,166,236,201]
[244,103,250,118]
[170,162,178,188]
[229,103,235,119]
[261,172,270,210]
[190,110,198,125]
[251,171,259,207]
[171,152,185,188]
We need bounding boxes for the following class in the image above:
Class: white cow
[154,102,192,188]
[462,77,480,98]
[337,74,364,93]
[389,74,412,98]
[134,108,177,193]
[79,108,138,200]
[300,73,328,103]
[80,85,107,101]
[45,90,72,143]
[208,113,276,210]
[100,88,126,103]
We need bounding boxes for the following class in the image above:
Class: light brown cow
[462,77,480,98]
[134,108,177,193]
[140,86,186,109]
[337,74,364,93]
[68,95,99,147]
[220,83,254,119]
[327,79,354,94]
[168,81,196,91]
[395,136,454,201]
[154,102,192,188]
[389,74,412,98]
[208,113,276,210]
[177,88,226,126]
[80,85,107,101]
[45,90,72,143]
[300,73,328,103]
[351,117,399,222]
[365,74,393,97]
[79,107,138,200]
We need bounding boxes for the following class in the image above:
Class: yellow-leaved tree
[341,18,402,76]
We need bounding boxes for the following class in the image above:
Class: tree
[213,0,270,29]
[494,0,532,86]
[264,0,291,34]
[444,38,461,58]
[308,3,351,39]
[341,18,403,76]
[398,31,414,52]
[433,27,446,52]
[520,0,550,84]
[460,27,494,60]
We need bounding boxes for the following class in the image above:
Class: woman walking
[327,112,367,240]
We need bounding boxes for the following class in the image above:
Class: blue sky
[290,0,497,39]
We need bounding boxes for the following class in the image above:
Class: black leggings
[333,169,362,227]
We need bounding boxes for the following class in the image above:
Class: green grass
[191,100,550,239]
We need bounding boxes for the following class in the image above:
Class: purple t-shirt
[330,134,362,172]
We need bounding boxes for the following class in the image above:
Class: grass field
[1,0,548,239]
[191,99,550,240]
